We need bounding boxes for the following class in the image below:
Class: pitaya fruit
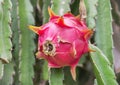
[29,7,93,80]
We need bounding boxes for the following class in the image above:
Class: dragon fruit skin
[29,7,93,80]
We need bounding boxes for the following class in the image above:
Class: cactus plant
[0,0,119,85]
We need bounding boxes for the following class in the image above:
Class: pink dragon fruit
[29,7,93,80]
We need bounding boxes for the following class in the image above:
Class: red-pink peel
[29,7,93,80]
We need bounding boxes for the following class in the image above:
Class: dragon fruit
[29,7,93,80]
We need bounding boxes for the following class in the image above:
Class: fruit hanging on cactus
[29,7,93,80]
